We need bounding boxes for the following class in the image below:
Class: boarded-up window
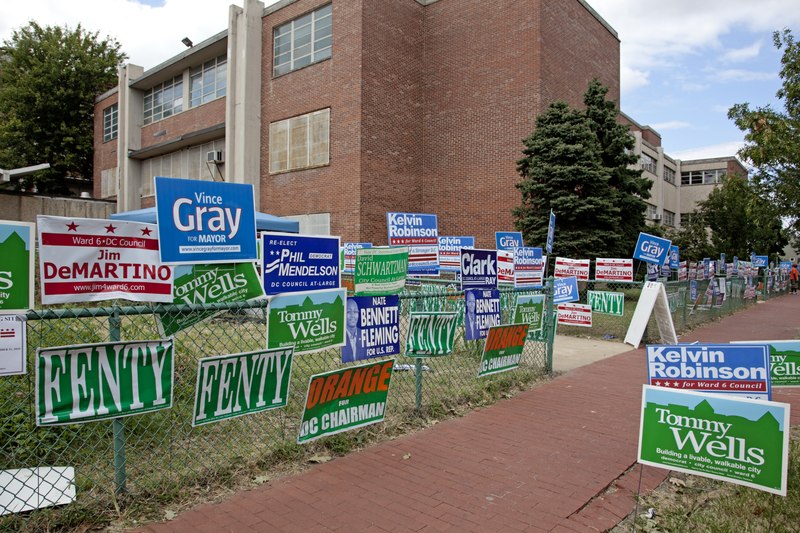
[100,168,117,198]
[269,108,330,173]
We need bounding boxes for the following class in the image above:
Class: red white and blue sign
[342,295,400,363]
[386,212,439,275]
[464,289,501,341]
[553,276,579,304]
[495,231,523,252]
[514,247,544,288]
[461,248,497,291]
[633,232,672,265]
[646,343,772,400]
[439,236,474,271]
[546,210,555,254]
[669,246,680,269]
[262,233,340,295]
[343,242,371,273]
[154,177,257,265]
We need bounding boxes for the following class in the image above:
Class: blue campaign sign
[342,295,400,363]
[690,280,698,302]
[464,289,501,341]
[343,242,372,273]
[461,249,497,291]
[669,246,680,269]
[733,256,739,276]
[439,236,475,271]
[553,276,579,304]
[720,253,727,275]
[154,177,257,264]
[753,255,769,268]
[262,233,341,295]
[780,261,792,270]
[632,232,671,265]
[646,343,772,400]
[495,231,523,252]
[647,263,659,281]
[386,212,439,275]
[546,210,555,254]
[703,258,710,278]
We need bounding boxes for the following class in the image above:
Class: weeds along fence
[0,284,551,529]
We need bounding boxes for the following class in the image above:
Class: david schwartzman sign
[154,177,257,264]
[262,233,340,295]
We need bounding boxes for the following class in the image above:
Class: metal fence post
[109,307,127,496]
[545,277,555,373]
[414,357,423,410]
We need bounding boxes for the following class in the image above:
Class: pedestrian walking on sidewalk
[790,263,799,294]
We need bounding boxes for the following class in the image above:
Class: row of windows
[144,76,184,125]
[190,55,227,109]
[681,169,726,185]
[103,103,118,142]
[273,4,332,77]
[663,166,675,185]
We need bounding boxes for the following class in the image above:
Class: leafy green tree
[0,22,125,194]
[728,29,800,244]
[514,101,620,259]
[583,79,652,256]
[666,214,712,261]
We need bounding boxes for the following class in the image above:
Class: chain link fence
[0,283,551,530]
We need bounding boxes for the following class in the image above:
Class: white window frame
[103,104,118,142]
[641,153,657,174]
[143,76,184,125]
[190,54,227,108]
[273,4,332,77]
[663,209,675,227]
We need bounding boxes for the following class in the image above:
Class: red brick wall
[261,0,364,243]
[140,97,226,150]
[360,0,425,245]
[93,93,119,199]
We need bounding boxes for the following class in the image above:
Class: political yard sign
[0,220,35,312]
[192,347,293,427]
[557,303,592,327]
[646,344,771,400]
[587,291,624,316]
[732,340,800,387]
[342,296,400,362]
[354,246,408,296]
[514,247,544,288]
[594,258,633,283]
[386,212,439,275]
[267,289,346,355]
[405,312,458,356]
[439,236,474,271]
[460,249,497,291]
[554,257,590,280]
[36,339,174,426]
[159,262,265,337]
[464,289,501,341]
[298,359,393,444]
[553,276,579,304]
[495,231,523,251]
[633,232,672,265]
[154,177,257,264]
[513,294,545,336]
[478,324,529,377]
[546,210,555,254]
[638,386,790,496]
[38,216,173,305]
[0,315,26,376]
[343,242,372,273]
[262,233,340,295]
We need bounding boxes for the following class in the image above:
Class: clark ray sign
[36,339,173,426]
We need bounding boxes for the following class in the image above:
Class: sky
[1,0,799,160]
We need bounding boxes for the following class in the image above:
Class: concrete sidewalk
[134,297,800,533]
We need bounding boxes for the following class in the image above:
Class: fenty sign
[633,232,672,265]
[154,177,257,264]
[386,212,439,275]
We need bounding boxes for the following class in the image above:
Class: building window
[143,76,183,125]
[190,54,227,108]
[663,210,675,227]
[663,166,675,185]
[269,108,330,173]
[273,4,332,77]
[103,104,118,142]
[641,153,657,174]
[681,169,725,185]
[645,203,657,220]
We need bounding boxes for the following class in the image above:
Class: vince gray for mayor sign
[646,344,771,400]
[192,347,293,426]
[154,177,257,264]
[37,339,174,426]
[262,233,340,295]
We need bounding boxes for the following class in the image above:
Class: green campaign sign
[587,290,624,316]
[159,262,265,336]
[513,294,545,337]
[267,288,345,355]
[405,312,458,356]
[733,340,800,387]
[192,347,293,426]
[638,385,790,495]
[478,323,529,377]
[298,358,394,444]
[0,220,35,312]
[354,247,408,296]
[36,339,174,426]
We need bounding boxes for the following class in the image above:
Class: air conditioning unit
[651,213,662,221]
[206,150,224,164]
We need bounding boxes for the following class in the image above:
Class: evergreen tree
[514,102,620,259]
[583,79,652,257]
[0,22,125,194]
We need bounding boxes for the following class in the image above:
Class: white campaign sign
[0,314,26,376]
[624,282,677,348]
[0,467,75,515]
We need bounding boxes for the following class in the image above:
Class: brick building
[93,0,742,246]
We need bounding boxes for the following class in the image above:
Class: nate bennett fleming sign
[155,177,257,264]
[262,233,340,295]
[36,339,174,426]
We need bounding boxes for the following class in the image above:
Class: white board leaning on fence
[624,281,677,348]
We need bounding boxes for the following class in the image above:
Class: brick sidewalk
[133,296,800,532]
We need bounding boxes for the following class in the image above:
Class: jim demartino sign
[36,339,174,426]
